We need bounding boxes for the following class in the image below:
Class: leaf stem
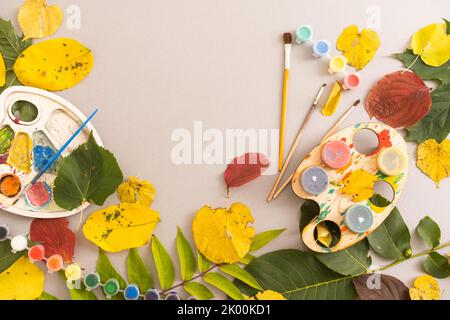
[160,264,218,295]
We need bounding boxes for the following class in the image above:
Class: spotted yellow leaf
[0,257,44,300]
[409,274,440,300]
[192,203,254,264]
[336,25,380,70]
[247,290,286,300]
[117,176,156,207]
[14,38,94,91]
[0,53,5,87]
[83,203,160,253]
[417,139,450,187]
[340,169,378,202]
[411,22,450,67]
[18,0,63,40]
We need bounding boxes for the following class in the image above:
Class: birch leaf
[411,22,450,67]
[192,203,255,264]
[14,38,94,91]
[18,0,63,40]
[340,169,378,202]
[417,139,450,187]
[83,203,160,253]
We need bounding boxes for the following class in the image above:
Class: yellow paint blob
[7,132,32,173]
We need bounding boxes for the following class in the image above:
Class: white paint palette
[0,86,102,218]
[292,122,408,253]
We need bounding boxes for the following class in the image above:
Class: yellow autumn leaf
[117,176,156,207]
[417,139,450,187]
[340,169,378,202]
[409,274,440,300]
[247,290,286,300]
[83,203,160,253]
[0,257,44,300]
[411,23,450,67]
[14,38,94,91]
[18,0,63,40]
[336,25,380,70]
[192,203,254,264]
[0,53,5,87]
[317,223,332,247]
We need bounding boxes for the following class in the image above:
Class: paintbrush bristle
[283,33,292,44]
[353,99,361,106]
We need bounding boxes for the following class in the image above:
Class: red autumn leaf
[224,153,270,195]
[365,70,432,128]
[29,218,76,263]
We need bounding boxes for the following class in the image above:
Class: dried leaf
[340,169,378,202]
[117,176,156,207]
[336,25,380,70]
[417,139,450,186]
[29,218,76,263]
[352,274,410,300]
[365,71,432,128]
[14,38,94,91]
[83,203,160,253]
[410,274,440,300]
[18,0,63,40]
[192,203,254,264]
[0,256,44,300]
[224,153,269,195]
[411,22,450,67]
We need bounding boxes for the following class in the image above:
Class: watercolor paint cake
[0,86,102,218]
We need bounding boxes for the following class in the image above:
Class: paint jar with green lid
[103,278,120,298]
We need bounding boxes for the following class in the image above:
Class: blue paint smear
[33,145,56,171]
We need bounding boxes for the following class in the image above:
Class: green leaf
[250,229,285,252]
[417,216,441,249]
[38,291,59,300]
[127,248,153,292]
[151,235,175,290]
[235,249,357,300]
[395,49,450,143]
[219,263,263,291]
[299,200,320,232]
[69,286,98,300]
[240,254,255,265]
[444,18,450,35]
[176,227,196,281]
[203,272,243,300]
[0,18,32,94]
[197,251,212,273]
[97,249,126,300]
[423,252,450,278]
[315,239,372,276]
[184,282,214,300]
[367,205,411,260]
[0,239,26,273]
[53,132,123,210]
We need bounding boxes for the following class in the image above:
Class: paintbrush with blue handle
[12,109,99,206]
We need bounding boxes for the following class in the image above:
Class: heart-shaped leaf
[18,0,63,40]
[417,139,450,187]
[411,22,450,67]
[29,218,76,263]
[352,274,409,300]
[366,71,432,128]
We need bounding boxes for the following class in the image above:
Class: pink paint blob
[321,140,351,169]
[344,73,361,90]
[25,182,51,208]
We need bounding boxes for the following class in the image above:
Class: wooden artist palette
[0,86,103,218]
[292,122,408,253]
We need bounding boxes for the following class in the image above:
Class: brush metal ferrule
[284,44,291,69]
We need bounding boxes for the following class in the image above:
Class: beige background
[2,0,450,299]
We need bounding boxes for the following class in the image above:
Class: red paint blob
[28,244,45,262]
[26,182,51,207]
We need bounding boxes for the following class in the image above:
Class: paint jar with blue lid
[344,205,374,233]
[312,40,331,58]
[124,284,140,300]
[295,25,314,44]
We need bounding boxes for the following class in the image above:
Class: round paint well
[124,284,140,300]
[377,147,407,176]
[28,244,45,262]
[84,273,101,290]
[10,100,39,124]
[329,56,347,73]
[0,174,21,198]
[321,140,351,169]
[25,182,52,209]
[343,73,361,90]
[295,25,313,43]
[313,40,331,58]
[345,205,374,233]
[300,166,329,195]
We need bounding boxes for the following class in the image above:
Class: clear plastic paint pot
[345,205,374,233]
[343,73,361,90]
[84,272,101,291]
[25,181,52,209]
[328,56,347,74]
[65,264,82,282]
[124,284,140,300]
[377,147,407,176]
[46,254,64,273]
[103,278,120,299]
[321,140,351,169]
[28,244,45,262]
[300,166,329,195]
[312,40,331,58]
[10,234,28,252]
[0,224,9,241]
[295,25,314,44]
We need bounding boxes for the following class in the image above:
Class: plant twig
[160,264,218,295]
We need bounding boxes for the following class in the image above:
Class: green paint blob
[84,273,100,289]
[103,278,120,297]
[0,125,15,155]
[11,100,39,122]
